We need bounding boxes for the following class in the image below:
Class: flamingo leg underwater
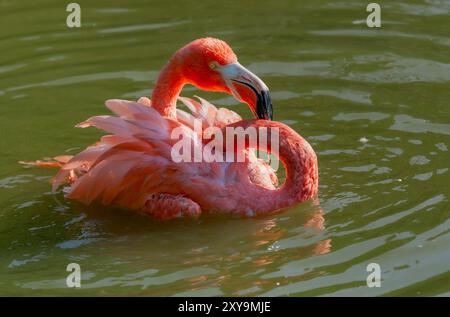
[142,194,201,220]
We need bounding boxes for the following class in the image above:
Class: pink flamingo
[26,38,318,219]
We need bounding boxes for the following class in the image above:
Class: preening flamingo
[25,38,318,219]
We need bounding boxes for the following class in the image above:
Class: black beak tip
[256,90,273,121]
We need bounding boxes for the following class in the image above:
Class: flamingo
[25,38,318,219]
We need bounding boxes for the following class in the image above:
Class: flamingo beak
[220,63,273,120]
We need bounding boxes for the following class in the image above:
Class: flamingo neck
[272,134,318,209]
[233,120,318,212]
[151,59,185,119]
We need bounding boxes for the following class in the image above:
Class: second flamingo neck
[151,61,185,119]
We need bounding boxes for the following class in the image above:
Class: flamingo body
[42,38,318,219]
[53,98,318,218]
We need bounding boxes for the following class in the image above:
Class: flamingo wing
[53,99,204,210]
[176,96,278,189]
[177,96,242,129]
[52,96,278,216]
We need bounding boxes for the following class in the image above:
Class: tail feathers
[19,155,73,168]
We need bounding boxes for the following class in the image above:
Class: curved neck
[230,120,318,212]
[151,59,185,119]
[272,133,318,209]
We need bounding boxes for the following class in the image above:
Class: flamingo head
[175,37,273,120]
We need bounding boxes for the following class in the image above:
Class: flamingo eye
[209,61,219,70]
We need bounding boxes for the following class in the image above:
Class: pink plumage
[27,38,318,219]
[52,98,317,218]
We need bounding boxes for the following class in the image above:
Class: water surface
[1,0,449,296]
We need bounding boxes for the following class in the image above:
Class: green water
[1,0,450,296]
